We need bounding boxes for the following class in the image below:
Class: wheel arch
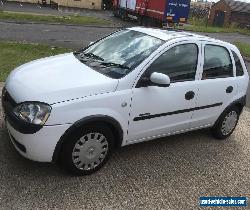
[214,95,246,127]
[52,115,124,163]
[228,95,246,114]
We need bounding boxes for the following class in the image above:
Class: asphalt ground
[0,21,117,48]
[1,21,250,48]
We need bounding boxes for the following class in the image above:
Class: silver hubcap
[221,111,238,136]
[72,133,109,171]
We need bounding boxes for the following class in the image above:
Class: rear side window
[232,51,244,76]
[146,44,198,83]
[202,45,233,79]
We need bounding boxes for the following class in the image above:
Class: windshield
[74,29,164,79]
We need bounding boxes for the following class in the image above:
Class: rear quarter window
[232,51,244,76]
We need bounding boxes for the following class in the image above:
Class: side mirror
[150,72,170,87]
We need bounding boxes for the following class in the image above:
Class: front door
[127,42,202,143]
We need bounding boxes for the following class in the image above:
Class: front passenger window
[202,45,233,79]
[146,44,198,83]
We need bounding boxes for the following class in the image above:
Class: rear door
[191,42,238,128]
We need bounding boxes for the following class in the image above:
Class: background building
[208,0,250,27]
[8,0,113,10]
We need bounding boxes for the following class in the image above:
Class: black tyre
[211,106,240,139]
[60,123,114,176]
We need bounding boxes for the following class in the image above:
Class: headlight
[13,102,51,125]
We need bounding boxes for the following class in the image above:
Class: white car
[2,27,249,175]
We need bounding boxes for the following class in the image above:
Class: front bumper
[6,120,71,162]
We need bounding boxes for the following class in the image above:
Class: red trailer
[113,0,190,27]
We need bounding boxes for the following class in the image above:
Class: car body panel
[126,40,203,143]
[6,121,71,162]
[47,89,132,138]
[127,81,199,142]
[5,53,118,105]
[3,27,249,163]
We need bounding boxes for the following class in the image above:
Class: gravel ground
[0,83,250,210]
[0,83,4,129]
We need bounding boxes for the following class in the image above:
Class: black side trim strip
[133,103,223,121]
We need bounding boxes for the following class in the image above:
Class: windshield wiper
[100,62,130,70]
[83,53,104,61]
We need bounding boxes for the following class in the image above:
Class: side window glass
[202,45,233,79]
[232,51,244,76]
[146,44,198,83]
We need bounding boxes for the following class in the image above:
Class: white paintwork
[130,27,202,41]
[4,27,249,162]
[5,53,118,104]
[7,121,71,162]
[150,72,170,86]
[127,81,199,141]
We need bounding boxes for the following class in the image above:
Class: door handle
[185,91,195,100]
[226,86,233,94]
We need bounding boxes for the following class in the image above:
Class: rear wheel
[211,106,240,139]
[60,123,114,176]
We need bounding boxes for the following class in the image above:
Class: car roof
[128,27,238,53]
[129,27,217,42]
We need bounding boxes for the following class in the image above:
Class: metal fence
[189,6,209,21]
[189,6,210,26]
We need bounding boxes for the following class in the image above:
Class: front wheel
[60,123,114,176]
[211,106,240,139]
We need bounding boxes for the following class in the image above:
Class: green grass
[0,41,71,82]
[185,17,250,36]
[185,25,235,33]
[0,11,111,26]
[238,29,250,36]
[234,42,250,58]
[185,24,250,36]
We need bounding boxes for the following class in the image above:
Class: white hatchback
[2,27,249,175]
